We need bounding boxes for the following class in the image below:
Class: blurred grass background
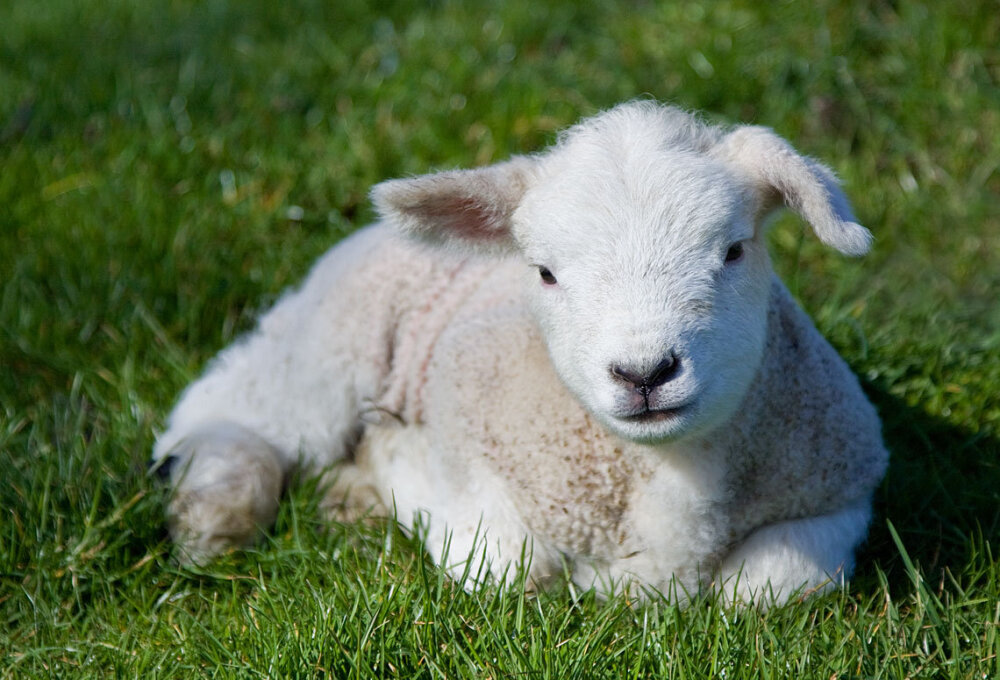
[1,0,998,676]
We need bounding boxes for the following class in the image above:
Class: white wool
[155,102,888,606]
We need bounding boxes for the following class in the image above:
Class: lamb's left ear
[714,126,873,256]
[370,156,536,254]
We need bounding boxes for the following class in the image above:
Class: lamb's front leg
[152,226,395,563]
[715,500,873,607]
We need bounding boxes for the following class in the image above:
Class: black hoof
[149,455,176,481]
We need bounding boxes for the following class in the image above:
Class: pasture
[2,0,998,676]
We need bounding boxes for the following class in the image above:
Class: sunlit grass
[2,0,998,676]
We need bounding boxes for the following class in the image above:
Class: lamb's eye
[724,242,744,263]
[538,266,558,285]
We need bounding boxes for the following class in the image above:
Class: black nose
[610,353,680,393]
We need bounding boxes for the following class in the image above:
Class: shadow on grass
[854,380,999,596]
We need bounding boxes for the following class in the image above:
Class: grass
[2,0,998,676]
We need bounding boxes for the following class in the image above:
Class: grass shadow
[854,379,999,596]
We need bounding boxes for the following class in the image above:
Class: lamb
[152,101,888,606]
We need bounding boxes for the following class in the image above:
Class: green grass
[2,0,998,676]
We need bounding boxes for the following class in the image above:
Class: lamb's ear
[714,126,873,256]
[370,156,536,254]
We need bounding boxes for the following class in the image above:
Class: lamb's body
[154,102,888,604]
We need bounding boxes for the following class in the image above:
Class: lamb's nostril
[611,364,645,388]
[610,353,680,391]
[646,353,679,388]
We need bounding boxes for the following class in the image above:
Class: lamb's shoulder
[251,223,527,433]
[370,240,525,424]
[722,279,888,537]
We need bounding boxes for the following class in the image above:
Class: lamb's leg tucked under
[715,500,872,606]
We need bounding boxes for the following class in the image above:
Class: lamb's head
[373,102,872,444]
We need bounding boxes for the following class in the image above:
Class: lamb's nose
[610,353,680,393]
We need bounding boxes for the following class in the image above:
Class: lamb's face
[373,102,871,444]
[513,149,772,444]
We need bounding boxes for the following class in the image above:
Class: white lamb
[152,101,888,606]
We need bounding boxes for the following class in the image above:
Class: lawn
[2,0,998,676]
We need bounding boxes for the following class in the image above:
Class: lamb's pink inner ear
[715,126,873,256]
[402,193,510,243]
[371,156,535,254]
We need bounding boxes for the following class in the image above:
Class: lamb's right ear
[370,156,536,254]
[714,126,873,256]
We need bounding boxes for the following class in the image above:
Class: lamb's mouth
[619,403,690,423]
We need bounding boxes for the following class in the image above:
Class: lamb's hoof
[158,423,284,565]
